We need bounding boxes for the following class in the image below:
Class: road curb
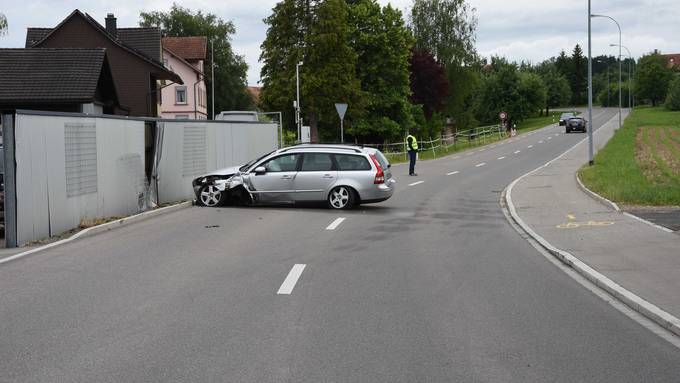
[0,201,192,266]
[575,172,621,211]
[503,150,680,338]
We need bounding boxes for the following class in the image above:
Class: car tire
[328,186,355,210]
[198,185,224,207]
[566,128,570,134]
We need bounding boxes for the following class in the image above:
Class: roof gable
[26,10,181,84]
[0,48,113,104]
[162,36,207,60]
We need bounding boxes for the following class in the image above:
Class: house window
[175,86,187,104]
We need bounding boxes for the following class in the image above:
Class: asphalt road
[2,108,680,382]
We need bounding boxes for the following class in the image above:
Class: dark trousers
[408,150,416,175]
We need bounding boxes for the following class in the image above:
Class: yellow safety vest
[406,135,418,150]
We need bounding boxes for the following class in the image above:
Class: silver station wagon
[192,144,396,209]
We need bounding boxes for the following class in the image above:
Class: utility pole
[211,39,215,120]
[296,61,303,141]
[587,1,594,165]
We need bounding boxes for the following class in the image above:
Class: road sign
[335,103,348,143]
[499,111,507,120]
[335,103,348,120]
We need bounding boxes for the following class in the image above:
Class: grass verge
[578,107,680,206]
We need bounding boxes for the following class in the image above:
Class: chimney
[105,13,117,37]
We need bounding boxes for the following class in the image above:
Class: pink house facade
[160,36,207,120]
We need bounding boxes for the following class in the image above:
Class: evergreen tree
[302,0,364,142]
[348,0,414,141]
[569,44,587,105]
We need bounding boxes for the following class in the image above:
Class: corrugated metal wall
[156,121,278,204]
[12,113,278,246]
[14,114,146,245]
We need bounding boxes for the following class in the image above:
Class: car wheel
[566,128,570,134]
[328,186,355,210]
[199,185,224,207]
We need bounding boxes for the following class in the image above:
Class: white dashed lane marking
[409,181,425,186]
[527,145,533,149]
[497,156,505,160]
[277,264,306,295]
[514,150,521,154]
[447,171,460,175]
[475,162,486,167]
[539,140,544,143]
[326,217,346,230]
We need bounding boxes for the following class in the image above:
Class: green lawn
[578,107,680,206]
[385,114,561,164]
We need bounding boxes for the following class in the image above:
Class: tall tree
[636,52,673,106]
[139,4,252,115]
[517,72,547,118]
[537,62,571,115]
[409,48,449,119]
[302,0,364,142]
[348,0,414,141]
[554,50,570,78]
[409,0,477,67]
[0,13,7,36]
[569,44,587,105]
[259,0,311,135]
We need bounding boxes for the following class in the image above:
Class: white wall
[156,121,278,204]
[14,113,146,245]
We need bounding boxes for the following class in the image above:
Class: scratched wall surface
[14,113,146,245]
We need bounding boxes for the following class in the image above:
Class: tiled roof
[661,53,680,68]
[0,48,107,104]
[25,28,51,48]
[118,27,162,62]
[162,36,207,60]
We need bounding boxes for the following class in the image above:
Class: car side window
[301,153,334,172]
[263,154,299,172]
[334,154,371,171]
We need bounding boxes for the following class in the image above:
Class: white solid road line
[409,180,425,186]
[475,162,486,167]
[326,217,346,230]
[277,264,307,295]
[497,156,506,160]
[514,150,521,154]
[447,170,460,175]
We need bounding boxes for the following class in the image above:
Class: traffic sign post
[335,103,348,143]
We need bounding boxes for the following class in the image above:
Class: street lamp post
[296,61,303,142]
[211,39,215,120]
[611,44,633,111]
[587,1,594,165]
[591,13,622,129]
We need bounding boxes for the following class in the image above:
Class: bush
[664,76,680,111]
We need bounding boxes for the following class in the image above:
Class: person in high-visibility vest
[406,130,419,176]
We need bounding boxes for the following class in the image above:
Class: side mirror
[254,166,266,175]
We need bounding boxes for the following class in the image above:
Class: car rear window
[334,154,371,171]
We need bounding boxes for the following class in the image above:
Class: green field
[579,107,680,206]
[385,113,562,164]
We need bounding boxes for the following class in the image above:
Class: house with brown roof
[661,53,680,70]
[0,48,121,114]
[160,36,208,119]
[25,10,182,117]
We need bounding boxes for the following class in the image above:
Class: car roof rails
[280,144,363,153]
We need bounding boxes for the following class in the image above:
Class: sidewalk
[506,111,680,335]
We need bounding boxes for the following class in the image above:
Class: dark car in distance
[559,112,575,126]
[565,117,587,133]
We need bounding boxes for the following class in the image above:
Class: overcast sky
[1,0,678,85]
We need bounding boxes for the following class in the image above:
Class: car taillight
[369,153,385,184]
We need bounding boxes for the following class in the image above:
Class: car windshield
[561,113,574,119]
[239,150,275,172]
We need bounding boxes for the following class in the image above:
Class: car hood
[197,165,241,178]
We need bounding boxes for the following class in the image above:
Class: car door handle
[281,175,294,180]
[322,174,334,179]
